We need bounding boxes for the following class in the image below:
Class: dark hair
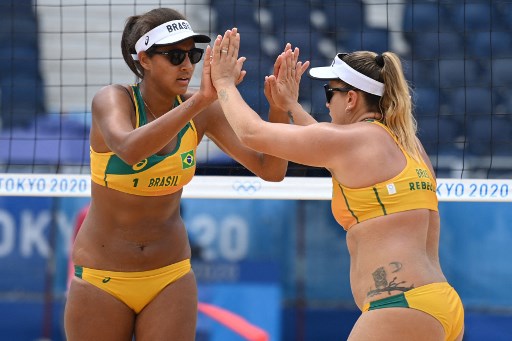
[121,8,186,79]
[340,51,419,160]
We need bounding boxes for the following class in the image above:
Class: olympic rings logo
[232,180,262,194]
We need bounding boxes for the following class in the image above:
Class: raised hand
[266,45,310,112]
[210,28,246,89]
[198,45,218,102]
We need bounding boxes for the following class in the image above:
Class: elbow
[114,145,143,166]
[117,153,140,167]
[258,159,287,182]
[237,124,287,182]
[104,134,148,166]
[261,172,286,182]
[123,156,143,167]
[238,124,266,154]
[237,130,256,149]
[102,135,136,166]
[235,119,263,149]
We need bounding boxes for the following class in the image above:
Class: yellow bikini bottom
[74,258,191,313]
[363,282,464,341]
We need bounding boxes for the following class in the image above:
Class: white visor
[309,54,384,96]
[132,20,210,60]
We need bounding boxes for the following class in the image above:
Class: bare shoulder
[94,84,130,98]
[323,121,388,149]
[361,121,402,150]
[92,84,132,110]
[292,122,384,154]
[90,84,135,133]
[415,136,436,177]
[328,122,404,186]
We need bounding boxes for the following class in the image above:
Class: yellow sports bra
[331,121,438,231]
[90,84,197,196]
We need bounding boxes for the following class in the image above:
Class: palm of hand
[211,61,239,88]
[272,78,298,111]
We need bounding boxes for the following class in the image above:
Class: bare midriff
[346,209,447,310]
[72,182,191,272]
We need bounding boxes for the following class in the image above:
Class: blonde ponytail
[379,52,420,161]
[342,51,419,160]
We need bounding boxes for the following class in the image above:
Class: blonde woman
[210,29,464,341]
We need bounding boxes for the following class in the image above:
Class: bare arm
[192,29,288,181]
[91,46,217,165]
[210,29,364,170]
[199,99,288,182]
[265,44,317,126]
[214,87,359,170]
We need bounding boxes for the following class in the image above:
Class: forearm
[216,85,288,181]
[285,102,318,125]
[216,85,262,141]
[268,102,317,126]
[159,91,213,133]
[268,106,289,124]
[259,152,288,181]
[114,92,213,164]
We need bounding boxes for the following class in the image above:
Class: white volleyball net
[1,2,512,340]
[1,0,512,184]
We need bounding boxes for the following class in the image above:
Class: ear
[138,51,152,70]
[346,90,359,108]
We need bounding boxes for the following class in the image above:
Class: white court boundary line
[1,174,512,202]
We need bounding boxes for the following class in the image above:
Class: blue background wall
[0,197,511,340]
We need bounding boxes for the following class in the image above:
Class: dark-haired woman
[64,9,289,340]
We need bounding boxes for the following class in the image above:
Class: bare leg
[348,308,446,341]
[65,277,135,341]
[134,271,198,341]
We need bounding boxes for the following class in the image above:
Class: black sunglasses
[324,84,354,103]
[151,48,204,65]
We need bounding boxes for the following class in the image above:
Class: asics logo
[133,159,148,171]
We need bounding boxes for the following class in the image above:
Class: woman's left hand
[267,46,310,111]
[210,28,246,89]
[198,45,218,102]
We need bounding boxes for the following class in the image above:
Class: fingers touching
[273,44,310,80]
[213,28,240,62]
[203,45,212,71]
[210,28,247,88]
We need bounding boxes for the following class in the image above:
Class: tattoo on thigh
[366,262,414,298]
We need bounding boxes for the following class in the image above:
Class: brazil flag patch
[180,150,195,169]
